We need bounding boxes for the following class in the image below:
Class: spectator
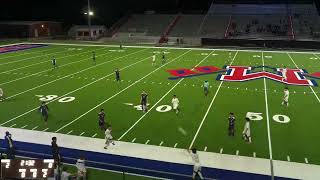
[104,125,115,149]
[51,137,61,164]
[188,148,204,180]
[60,166,71,180]
[76,156,87,180]
[4,131,15,159]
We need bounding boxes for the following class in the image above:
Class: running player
[162,52,166,64]
[228,112,235,136]
[98,109,106,130]
[52,56,57,69]
[115,68,120,82]
[282,87,289,107]
[141,91,148,113]
[39,102,49,124]
[152,54,156,66]
[229,52,232,60]
[242,117,251,143]
[104,125,115,149]
[282,66,287,82]
[0,87,5,101]
[204,81,209,96]
[171,95,180,114]
[92,51,96,64]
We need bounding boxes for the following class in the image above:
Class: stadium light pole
[87,0,92,40]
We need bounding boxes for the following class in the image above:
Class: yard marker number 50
[246,112,290,123]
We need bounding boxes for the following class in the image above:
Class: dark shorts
[99,120,105,127]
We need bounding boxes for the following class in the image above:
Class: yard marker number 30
[246,112,290,123]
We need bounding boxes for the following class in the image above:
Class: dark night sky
[0,0,316,27]
[0,0,212,27]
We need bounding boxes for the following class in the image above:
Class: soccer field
[1,43,320,168]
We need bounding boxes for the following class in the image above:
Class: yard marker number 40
[246,112,290,123]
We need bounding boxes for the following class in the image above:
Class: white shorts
[173,104,179,109]
[193,163,202,173]
[284,98,289,102]
[243,130,251,137]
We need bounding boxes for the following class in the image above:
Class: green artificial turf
[1,43,320,172]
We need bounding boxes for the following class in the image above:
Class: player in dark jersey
[228,112,235,136]
[120,44,122,49]
[141,91,148,113]
[115,68,120,82]
[39,101,49,124]
[162,52,166,64]
[92,51,96,64]
[98,109,106,130]
[52,56,57,69]
[51,137,61,164]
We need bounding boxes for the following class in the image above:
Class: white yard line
[204,146,207,152]
[55,50,191,133]
[0,46,66,66]
[79,132,85,136]
[287,156,291,162]
[253,152,256,158]
[67,130,73,135]
[145,140,150,144]
[0,47,109,86]
[189,51,239,149]
[118,50,214,140]
[91,133,97,138]
[220,148,223,154]
[0,45,60,60]
[305,158,309,164]
[287,53,320,103]
[159,141,164,146]
[32,42,320,54]
[236,150,239,156]
[1,49,149,126]
[131,138,136,143]
[42,128,49,132]
[21,125,28,129]
[0,48,97,75]
[32,126,38,130]
[262,52,274,179]
[4,48,146,100]
[9,124,16,128]
[174,143,178,148]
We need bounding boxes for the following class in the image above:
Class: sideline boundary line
[27,42,320,54]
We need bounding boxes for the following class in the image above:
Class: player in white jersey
[188,148,204,180]
[104,126,115,149]
[282,87,289,107]
[152,54,156,66]
[282,67,287,82]
[242,117,251,143]
[171,95,180,114]
[0,87,4,101]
